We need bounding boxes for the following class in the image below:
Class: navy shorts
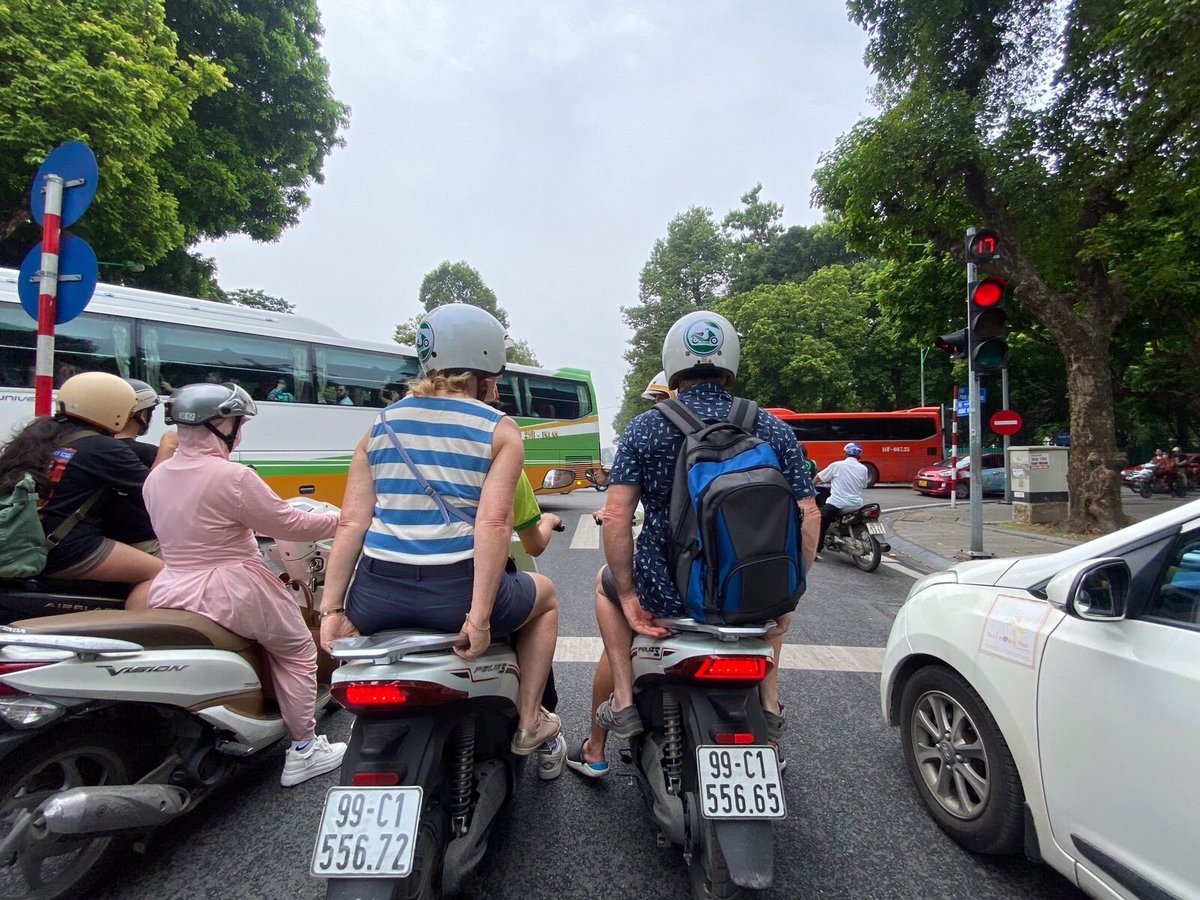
[346,555,536,638]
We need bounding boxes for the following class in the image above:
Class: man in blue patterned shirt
[567,311,819,778]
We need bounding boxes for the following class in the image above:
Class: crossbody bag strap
[379,418,476,527]
[42,487,109,550]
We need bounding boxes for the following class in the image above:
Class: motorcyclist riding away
[815,442,870,554]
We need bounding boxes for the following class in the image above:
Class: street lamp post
[919,346,931,407]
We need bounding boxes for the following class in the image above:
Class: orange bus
[767,407,944,486]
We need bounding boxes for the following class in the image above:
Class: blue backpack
[657,398,806,625]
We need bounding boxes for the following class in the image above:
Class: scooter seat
[12,609,253,652]
[0,576,129,600]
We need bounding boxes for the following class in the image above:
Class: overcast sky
[196,1,873,445]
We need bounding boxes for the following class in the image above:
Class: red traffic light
[971,275,1007,308]
[966,229,1002,264]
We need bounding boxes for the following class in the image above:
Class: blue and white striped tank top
[363,395,504,565]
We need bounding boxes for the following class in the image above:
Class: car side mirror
[1044,557,1130,621]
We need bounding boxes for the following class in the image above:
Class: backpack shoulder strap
[729,398,758,433]
[42,487,108,549]
[379,417,475,527]
[655,397,706,437]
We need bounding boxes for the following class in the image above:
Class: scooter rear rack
[659,618,774,643]
[330,629,467,664]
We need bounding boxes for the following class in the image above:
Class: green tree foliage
[157,0,349,245]
[394,261,540,367]
[0,0,226,264]
[813,0,1200,531]
[615,207,728,434]
[719,267,872,411]
[226,288,294,314]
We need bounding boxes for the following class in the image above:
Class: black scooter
[814,485,891,573]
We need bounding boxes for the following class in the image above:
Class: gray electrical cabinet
[1008,446,1069,524]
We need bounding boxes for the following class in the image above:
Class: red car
[912,453,1006,499]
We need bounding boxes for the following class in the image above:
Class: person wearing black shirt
[0,373,163,607]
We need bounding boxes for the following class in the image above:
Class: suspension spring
[448,715,475,837]
[662,693,683,796]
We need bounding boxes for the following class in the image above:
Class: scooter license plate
[696,746,786,819]
[865,521,886,535]
[311,786,423,878]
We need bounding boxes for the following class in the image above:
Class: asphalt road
[94,489,1084,900]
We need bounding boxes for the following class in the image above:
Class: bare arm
[516,512,561,558]
[602,484,667,637]
[321,435,374,612]
[799,497,819,570]
[468,419,522,628]
[151,431,178,469]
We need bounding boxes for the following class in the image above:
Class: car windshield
[934,458,969,469]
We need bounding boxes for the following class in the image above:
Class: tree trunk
[1061,329,1125,533]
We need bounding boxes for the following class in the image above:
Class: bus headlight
[542,469,576,490]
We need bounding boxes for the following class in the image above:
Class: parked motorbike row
[0,499,799,900]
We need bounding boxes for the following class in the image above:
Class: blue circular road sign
[17,233,100,325]
[29,141,99,229]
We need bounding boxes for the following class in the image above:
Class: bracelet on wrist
[464,613,490,633]
[319,607,346,620]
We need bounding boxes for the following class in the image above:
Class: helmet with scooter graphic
[843,442,864,458]
[662,311,740,389]
[415,304,507,378]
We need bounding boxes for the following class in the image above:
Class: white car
[881,501,1200,900]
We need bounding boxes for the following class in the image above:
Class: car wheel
[955,483,969,500]
[899,665,1024,855]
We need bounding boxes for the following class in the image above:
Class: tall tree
[723,183,784,293]
[394,260,540,366]
[0,0,226,266]
[226,288,294,314]
[615,207,729,434]
[814,0,1200,531]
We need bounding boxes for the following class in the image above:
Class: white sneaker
[281,735,346,787]
[536,733,567,781]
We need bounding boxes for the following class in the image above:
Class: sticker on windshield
[978,595,1052,667]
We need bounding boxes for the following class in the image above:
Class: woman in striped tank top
[318,305,562,754]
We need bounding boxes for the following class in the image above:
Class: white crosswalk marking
[883,560,925,580]
[569,513,600,550]
[553,637,884,673]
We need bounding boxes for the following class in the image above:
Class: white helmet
[641,371,671,400]
[662,311,740,389]
[416,304,507,378]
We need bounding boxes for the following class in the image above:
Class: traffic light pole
[966,254,986,556]
[1002,365,1012,504]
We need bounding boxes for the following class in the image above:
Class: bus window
[143,322,309,401]
[315,347,418,408]
[521,373,591,420]
[496,374,521,416]
[0,307,133,387]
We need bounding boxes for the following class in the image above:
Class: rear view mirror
[1045,558,1130,621]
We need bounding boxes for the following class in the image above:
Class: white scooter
[0,502,336,900]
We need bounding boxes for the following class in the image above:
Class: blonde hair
[406,372,477,397]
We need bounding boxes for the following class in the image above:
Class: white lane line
[554,637,883,673]
[883,560,925,580]
[569,514,599,550]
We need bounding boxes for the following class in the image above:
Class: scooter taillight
[0,662,52,697]
[713,731,757,745]
[862,505,881,519]
[666,656,771,682]
[332,680,468,711]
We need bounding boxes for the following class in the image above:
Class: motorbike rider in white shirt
[815,442,870,555]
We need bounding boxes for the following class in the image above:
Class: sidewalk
[882,493,1193,572]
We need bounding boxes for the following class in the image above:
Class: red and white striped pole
[34,173,64,417]
[949,384,959,508]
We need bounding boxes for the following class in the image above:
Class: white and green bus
[0,269,602,502]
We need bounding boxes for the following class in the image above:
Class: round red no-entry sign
[990,409,1023,436]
